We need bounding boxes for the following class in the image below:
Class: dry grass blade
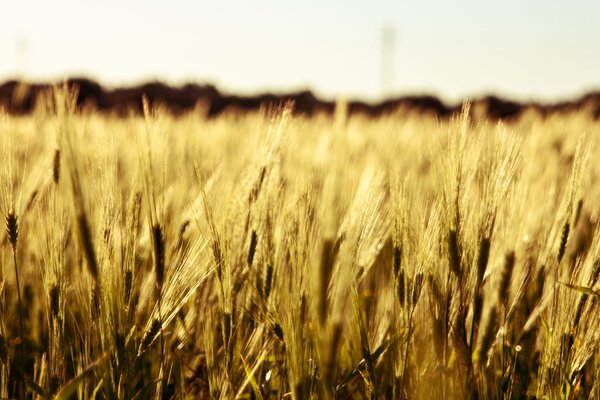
[53,353,109,400]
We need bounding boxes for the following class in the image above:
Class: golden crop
[0,90,599,399]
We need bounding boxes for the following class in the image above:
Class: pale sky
[1,0,598,102]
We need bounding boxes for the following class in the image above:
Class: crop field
[0,89,599,399]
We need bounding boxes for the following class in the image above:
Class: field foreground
[0,93,600,399]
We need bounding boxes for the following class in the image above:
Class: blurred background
[1,0,598,102]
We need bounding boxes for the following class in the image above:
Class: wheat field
[0,89,599,399]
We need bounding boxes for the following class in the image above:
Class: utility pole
[381,26,395,99]
[15,36,30,78]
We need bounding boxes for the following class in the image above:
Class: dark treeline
[1,78,600,120]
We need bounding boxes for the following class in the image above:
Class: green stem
[12,250,25,400]
[401,307,414,399]
[157,289,165,399]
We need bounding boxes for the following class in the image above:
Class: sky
[0,0,599,102]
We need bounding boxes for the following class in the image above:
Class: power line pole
[381,26,395,99]
[15,36,30,78]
